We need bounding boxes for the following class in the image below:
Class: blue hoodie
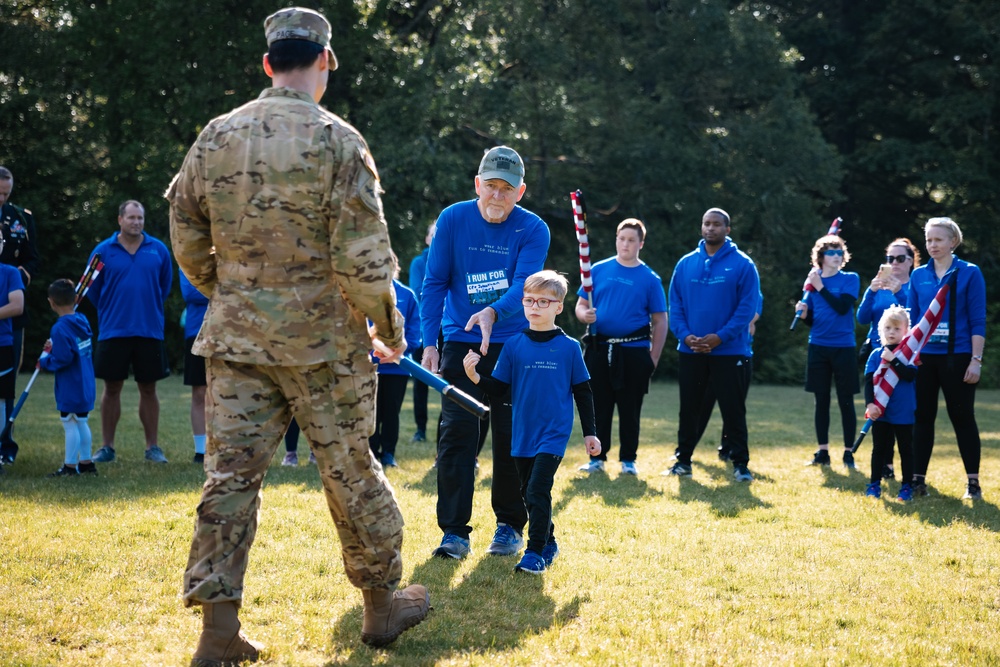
[669,238,760,355]
[421,200,549,346]
[39,312,96,414]
[907,256,986,355]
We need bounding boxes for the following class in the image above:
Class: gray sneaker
[144,445,168,463]
[92,446,116,463]
[578,459,605,474]
[432,533,470,560]
[663,462,692,477]
[485,523,523,556]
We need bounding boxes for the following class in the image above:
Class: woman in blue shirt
[907,218,986,500]
[795,234,861,469]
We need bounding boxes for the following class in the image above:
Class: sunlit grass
[1,375,999,666]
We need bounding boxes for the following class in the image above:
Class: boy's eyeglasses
[823,249,845,257]
[885,254,911,263]
[521,297,558,308]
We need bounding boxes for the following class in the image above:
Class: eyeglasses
[885,254,911,263]
[521,297,559,309]
[823,249,844,257]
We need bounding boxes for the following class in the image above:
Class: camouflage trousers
[182,357,404,607]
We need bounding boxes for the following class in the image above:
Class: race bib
[928,321,950,345]
[466,269,509,306]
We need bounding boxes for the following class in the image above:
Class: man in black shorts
[86,201,173,463]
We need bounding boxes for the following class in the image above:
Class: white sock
[193,434,206,455]
[77,415,93,462]
[61,415,80,465]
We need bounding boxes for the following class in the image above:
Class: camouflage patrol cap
[264,7,338,71]
[478,146,524,188]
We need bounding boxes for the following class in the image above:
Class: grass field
[1,373,999,666]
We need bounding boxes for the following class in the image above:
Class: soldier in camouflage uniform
[165,7,429,664]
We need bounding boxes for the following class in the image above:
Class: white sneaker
[578,460,605,473]
[281,451,298,467]
[621,461,638,476]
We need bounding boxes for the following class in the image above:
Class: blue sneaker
[865,482,881,498]
[486,523,523,556]
[380,452,397,468]
[541,536,559,566]
[432,533,470,560]
[897,483,913,501]
[514,550,546,575]
[621,461,638,476]
[92,446,116,463]
[733,464,753,482]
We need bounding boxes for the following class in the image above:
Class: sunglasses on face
[885,254,911,263]
[823,249,844,257]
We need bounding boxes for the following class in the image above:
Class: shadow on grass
[882,486,1000,531]
[552,470,664,514]
[818,462,868,494]
[327,553,586,664]
[667,465,772,518]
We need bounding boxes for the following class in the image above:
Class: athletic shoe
[578,459,604,474]
[309,451,317,465]
[514,550,546,575]
[963,480,983,500]
[78,462,98,475]
[48,464,79,477]
[192,453,204,464]
[281,451,298,467]
[486,523,523,556]
[807,449,830,466]
[717,446,731,462]
[92,446,116,463]
[912,482,929,497]
[621,461,638,476]
[541,536,559,566]
[145,446,168,463]
[882,464,895,481]
[865,482,881,498]
[432,533,470,560]
[411,431,426,443]
[381,453,398,468]
[733,465,753,482]
[897,484,913,501]
[843,450,856,470]
[664,462,692,477]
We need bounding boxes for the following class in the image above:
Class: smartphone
[877,263,892,281]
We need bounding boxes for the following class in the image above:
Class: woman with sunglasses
[856,238,921,480]
[907,217,986,500]
[795,235,861,469]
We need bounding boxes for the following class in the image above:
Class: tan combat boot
[361,584,431,647]
[190,601,264,667]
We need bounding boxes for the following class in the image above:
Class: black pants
[913,353,981,477]
[514,453,562,555]
[412,347,428,433]
[676,353,750,466]
[870,421,913,484]
[370,374,409,457]
[695,357,753,455]
[806,345,858,449]
[586,344,654,463]
[437,341,526,538]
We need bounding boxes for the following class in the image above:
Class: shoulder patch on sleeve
[356,146,383,217]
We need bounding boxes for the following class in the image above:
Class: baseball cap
[478,146,524,188]
[264,7,338,71]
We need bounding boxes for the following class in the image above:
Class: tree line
[2,0,997,385]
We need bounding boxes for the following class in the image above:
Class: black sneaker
[843,450,856,470]
[807,450,831,466]
[78,462,98,475]
[963,480,983,500]
[48,465,80,477]
[912,482,929,497]
[192,453,204,464]
[882,464,895,481]
[717,445,731,462]
[663,462,692,477]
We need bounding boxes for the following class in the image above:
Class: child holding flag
[862,306,916,500]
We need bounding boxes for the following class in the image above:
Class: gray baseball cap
[264,7,338,71]
[478,146,524,188]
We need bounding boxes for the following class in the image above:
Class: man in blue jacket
[421,146,550,559]
[87,200,173,464]
[666,208,760,482]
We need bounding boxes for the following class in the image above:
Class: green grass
[2,374,999,666]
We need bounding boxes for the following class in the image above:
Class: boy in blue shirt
[463,270,600,574]
[40,279,96,477]
[863,306,917,501]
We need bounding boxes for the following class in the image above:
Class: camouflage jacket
[165,87,403,366]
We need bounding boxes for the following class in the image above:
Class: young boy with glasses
[463,270,600,574]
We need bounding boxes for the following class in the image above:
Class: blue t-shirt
[807,271,860,347]
[577,258,666,348]
[865,347,916,425]
[857,282,910,348]
[421,200,550,346]
[668,238,761,356]
[906,257,986,356]
[491,330,590,458]
[408,248,428,301]
[39,312,96,414]
[179,272,209,340]
[0,265,25,347]
[87,233,173,341]
[370,280,422,377]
